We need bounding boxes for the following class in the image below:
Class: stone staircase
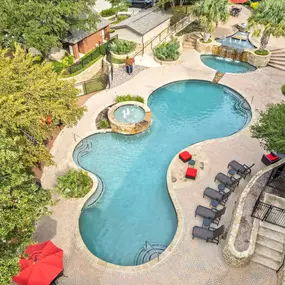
[183,33,201,49]
[252,193,285,271]
[268,48,285,71]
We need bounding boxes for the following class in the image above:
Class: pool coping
[65,79,258,273]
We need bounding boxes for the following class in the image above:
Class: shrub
[176,20,202,36]
[154,39,180,61]
[200,38,212,44]
[110,28,116,33]
[282,85,285,95]
[32,55,43,64]
[250,1,259,10]
[56,169,92,198]
[254,49,269,56]
[170,6,187,26]
[99,119,110,129]
[61,54,74,66]
[111,14,129,25]
[115,95,144,103]
[109,39,136,55]
[101,7,116,17]
[52,61,66,73]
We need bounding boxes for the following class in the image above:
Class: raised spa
[114,105,145,123]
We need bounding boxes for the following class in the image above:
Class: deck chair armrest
[208,227,216,231]
[211,208,218,213]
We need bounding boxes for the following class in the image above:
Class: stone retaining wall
[223,158,285,267]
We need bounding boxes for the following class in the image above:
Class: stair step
[255,244,283,262]
[267,63,285,71]
[269,60,285,67]
[271,50,285,54]
[270,57,285,61]
[257,235,284,253]
[259,226,285,243]
[270,47,285,52]
[252,254,280,270]
[260,221,285,235]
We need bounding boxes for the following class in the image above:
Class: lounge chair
[228,160,255,179]
[203,187,230,206]
[214,172,240,191]
[192,225,225,244]
[195,205,226,225]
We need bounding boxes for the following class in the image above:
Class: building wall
[72,26,110,59]
[143,19,170,43]
[114,28,143,44]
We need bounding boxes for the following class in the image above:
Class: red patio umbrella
[12,241,63,285]
[230,0,247,3]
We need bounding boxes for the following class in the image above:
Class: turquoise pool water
[216,32,256,50]
[74,80,251,266]
[114,105,145,123]
[201,55,257,74]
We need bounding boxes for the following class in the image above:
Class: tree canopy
[191,0,229,41]
[248,0,285,50]
[251,103,285,154]
[0,0,99,54]
[0,45,85,167]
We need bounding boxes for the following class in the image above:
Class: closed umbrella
[12,241,63,285]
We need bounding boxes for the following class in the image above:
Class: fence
[252,201,285,228]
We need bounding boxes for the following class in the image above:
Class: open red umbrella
[230,0,247,3]
[12,241,63,285]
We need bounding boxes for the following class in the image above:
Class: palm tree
[191,0,229,42]
[248,0,285,50]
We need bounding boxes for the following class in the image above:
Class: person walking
[125,56,134,75]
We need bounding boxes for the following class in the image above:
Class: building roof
[64,17,110,44]
[112,9,171,36]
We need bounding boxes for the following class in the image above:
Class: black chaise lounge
[195,205,226,225]
[214,172,240,191]
[228,160,255,179]
[192,225,225,244]
[203,187,231,206]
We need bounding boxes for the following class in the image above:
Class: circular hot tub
[108,101,152,134]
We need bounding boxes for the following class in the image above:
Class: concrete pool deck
[38,48,285,285]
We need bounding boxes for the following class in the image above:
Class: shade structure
[230,0,246,3]
[12,241,63,285]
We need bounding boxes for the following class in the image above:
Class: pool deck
[37,46,285,284]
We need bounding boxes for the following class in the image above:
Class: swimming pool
[216,32,256,50]
[114,105,145,123]
[201,55,257,74]
[74,80,251,266]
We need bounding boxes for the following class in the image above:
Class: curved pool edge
[71,80,253,272]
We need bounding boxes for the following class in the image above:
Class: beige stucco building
[113,9,171,45]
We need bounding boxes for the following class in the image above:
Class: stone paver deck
[38,8,285,284]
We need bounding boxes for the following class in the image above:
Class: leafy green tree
[107,0,129,11]
[191,0,229,42]
[0,129,51,285]
[248,0,285,50]
[0,45,85,168]
[0,0,99,54]
[251,103,285,154]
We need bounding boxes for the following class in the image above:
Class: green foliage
[0,0,99,54]
[83,73,108,94]
[248,0,285,49]
[115,95,144,103]
[101,7,117,17]
[56,169,92,198]
[200,38,212,44]
[281,85,285,95]
[154,39,180,61]
[170,6,188,26]
[190,0,229,41]
[62,54,74,66]
[109,39,136,55]
[250,1,259,10]
[250,102,285,153]
[110,28,116,33]
[0,45,84,167]
[254,49,269,56]
[176,20,202,36]
[111,14,129,25]
[52,60,66,73]
[99,119,110,129]
[112,57,125,64]
[0,129,51,284]
[32,55,43,64]
[108,0,129,10]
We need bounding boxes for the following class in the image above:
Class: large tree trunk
[260,32,270,50]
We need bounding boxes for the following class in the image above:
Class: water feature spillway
[74,80,252,266]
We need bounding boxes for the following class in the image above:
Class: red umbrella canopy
[12,241,63,285]
[230,0,247,3]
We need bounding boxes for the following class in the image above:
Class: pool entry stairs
[134,242,167,265]
[268,48,285,71]
[252,194,285,271]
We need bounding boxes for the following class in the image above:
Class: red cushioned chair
[261,152,280,166]
[179,151,192,162]
[186,167,197,179]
